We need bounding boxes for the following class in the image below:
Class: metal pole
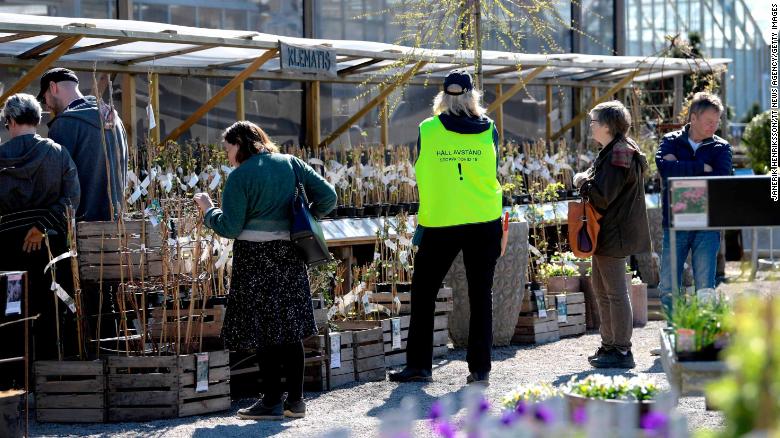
[670,228,678,296]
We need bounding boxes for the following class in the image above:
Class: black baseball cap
[37,68,79,102]
[443,69,473,95]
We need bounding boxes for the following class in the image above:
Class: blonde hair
[432,85,486,118]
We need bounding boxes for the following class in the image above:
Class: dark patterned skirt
[222,239,317,351]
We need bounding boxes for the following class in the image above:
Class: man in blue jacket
[38,68,128,222]
[656,92,732,313]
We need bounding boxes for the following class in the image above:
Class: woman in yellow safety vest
[389,70,502,385]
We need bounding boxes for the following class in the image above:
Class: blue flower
[640,411,669,436]
[534,405,554,424]
[572,406,587,425]
[429,400,443,422]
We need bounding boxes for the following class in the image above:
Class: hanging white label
[147,103,156,130]
[384,239,397,251]
[220,165,233,175]
[330,333,341,369]
[187,174,199,188]
[139,175,151,190]
[391,317,402,350]
[209,172,222,190]
[195,352,209,393]
[51,281,76,313]
[128,187,142,204]
[556,294,567,323]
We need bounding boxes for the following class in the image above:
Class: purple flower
[641,411,669,436]
[478,397,490,415]
[434,421,456,438]
[572,406,587,425]
[534,405,554,424]
[429,400,443,422]
[501,411,520,427]
[514,401,527,416]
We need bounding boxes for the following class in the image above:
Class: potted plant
[540,263,580,293]
[564,374,660,423]
[666,294,731,361]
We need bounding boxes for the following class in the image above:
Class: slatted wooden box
[513,310,560,344]
[76,220,163,282]
[547,292,586,338]
[148,305,225,343]
[35,360,106,423]
[106,355,178,422]
[303,334,329,391]
[330,323,386,382]
[433,287,453,358]
[328,331,356,389]
[178,350,231,417]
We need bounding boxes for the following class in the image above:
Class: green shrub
[742,111,770,174]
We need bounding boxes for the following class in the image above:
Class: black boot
[388,367,433,382]
[588,346,613,361]
[237,398,284,420]
[589,349,635,369]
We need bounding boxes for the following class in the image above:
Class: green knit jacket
[204,153,337,239]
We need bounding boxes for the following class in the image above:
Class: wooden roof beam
[1,35,82,104]
[486,66,547,114]
[17,35,70,59]
[551,69,641,141]
[0,32,37,43]
[119,44,218,65]
[63,39,128,56]
[338,59,382,76]
[319,61,427,149]
[163,48,278,144]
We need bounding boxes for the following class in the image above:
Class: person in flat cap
[38,67,128,222]
[389,69,502,386]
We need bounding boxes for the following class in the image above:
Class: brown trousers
[592,255,633,351]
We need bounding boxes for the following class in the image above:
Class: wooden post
[551,69,640,141]
[319,61,427,149]
[307,81,321,148]
[495,84,504,146]
[0,35,82,104]
[121,73,137,162]
[163,48,278,144]
[545,85,552,142]
[486,66,547,114]
[673,74,683,121]
[149,72,160,144]
[235,81,245,121]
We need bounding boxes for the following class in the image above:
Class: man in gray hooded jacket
[38,68,128,222]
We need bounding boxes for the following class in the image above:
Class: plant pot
[395,282,412,293]
[409,202,419,214]
[574,260,591,276]
[387,204,402,215]
[502,196,512,207]
[338,206,356,217]
[676,342,724,362]
[564,393,655,427]
[630,283,648,327]
[556,189,568,200]
[546,276,580,293]
[375,283,393,293]
[580,275,600,330]
[363,204,380,216]
[379,204,390,216]
[0,390,24,438]
[398,203,410,213]
[513,194,532,205]
[354,207,365,218]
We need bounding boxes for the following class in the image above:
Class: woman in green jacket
[194,121,336,420]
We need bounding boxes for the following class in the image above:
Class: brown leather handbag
[568,197,602,258]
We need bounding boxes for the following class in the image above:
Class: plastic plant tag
[556,294,567,323]
[208,172,222,190]
[4,273,22,316]
[676,328,696,353]
[50,281,76,313]
[330,333,341,369]
[391,317,402,350]
[196,352,209,393]
[534,290,547,318]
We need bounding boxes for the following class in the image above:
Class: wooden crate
[513,310,560,344]
[370,287,454,315]
[328,331,356,388]
[659,329,726,396]
[35,360,106,423]
[433,287,453,358]
[77,220,163,282]
[547,292,586,338]
[331,323,386,382]
[312,295,328,332]
[303,334,329,391]
[178,350,231,417]
[106,355,178,422]
[148,305,225,342]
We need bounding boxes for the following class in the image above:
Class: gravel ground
[30,320,725,438]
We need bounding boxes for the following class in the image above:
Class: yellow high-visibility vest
[415,115,502,227]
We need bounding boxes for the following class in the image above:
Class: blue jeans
[659,229,720,314]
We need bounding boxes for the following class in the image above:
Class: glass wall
[581,0,615,55]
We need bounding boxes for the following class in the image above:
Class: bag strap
[289,156,310,205]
